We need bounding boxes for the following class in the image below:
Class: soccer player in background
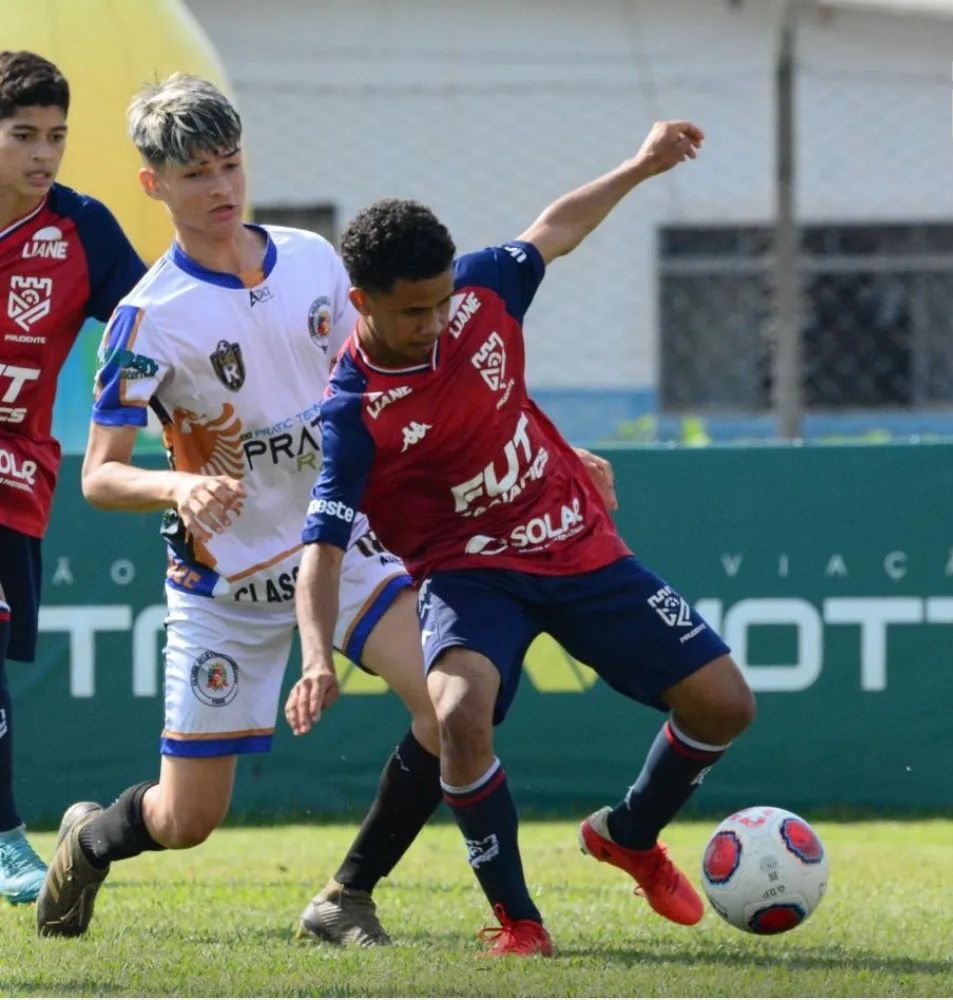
[0,50,145,905]
[34,72,619,942]
[291,120,756,956]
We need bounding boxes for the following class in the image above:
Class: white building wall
[184,0,953,392]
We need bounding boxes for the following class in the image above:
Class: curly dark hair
[0,51,69,121]
[340,199,456,294]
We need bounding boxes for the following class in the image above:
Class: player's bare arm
[519,119,703,265]
[286,542,344,735]
[82,421,245,543]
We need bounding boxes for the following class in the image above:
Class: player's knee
[152,803,226,849]
[435,693,490,748]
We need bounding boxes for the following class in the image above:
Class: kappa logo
[209,339,246,391]
[401,420,432,452]
[465,833,500,869]
[647,585,693,627]
[7,275,52,331]
[22,225,68,260]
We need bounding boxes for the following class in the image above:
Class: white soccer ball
[700,805,829,934]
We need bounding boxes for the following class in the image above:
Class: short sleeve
[452,241,545,322]
[74,199,147,322]
[92,305,169,427]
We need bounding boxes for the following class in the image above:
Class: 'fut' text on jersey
[92,225,355,601]
[304,241,630,581]
[0,185,144,537]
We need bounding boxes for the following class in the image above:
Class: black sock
[335,729,442,893]
[79,781,166,868]
[608,719,728,849]
[443,759,540,924]
[0,610,20,832]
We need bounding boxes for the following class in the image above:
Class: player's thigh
[361,586,433,716]
[162,590,294,756]
[544,556,730,710]
[0,524,41,662]
[419,569,540,725]
[335,516,413,666]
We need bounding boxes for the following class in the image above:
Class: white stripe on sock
[670,717,730,753]
[440,757,501,796]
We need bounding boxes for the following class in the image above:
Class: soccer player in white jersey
[31,72,446,943]
[35,73,617,942]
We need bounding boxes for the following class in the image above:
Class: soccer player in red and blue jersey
[291,120,756,956]
[0,51,145,903]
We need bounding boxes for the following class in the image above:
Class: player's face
[0,106,67,208]
[141,147,246,239]
[353,272,455,365]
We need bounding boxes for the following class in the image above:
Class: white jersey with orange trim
[92,224,355,606]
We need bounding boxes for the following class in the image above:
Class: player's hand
[574,447,618,511]
[173,474,246,543]
[285,663,340,736]
[633,120,704,178]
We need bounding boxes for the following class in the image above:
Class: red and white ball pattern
[701,806,829,934]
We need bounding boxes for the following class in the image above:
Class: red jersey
[0,184,145,537]
[303,241,630,583]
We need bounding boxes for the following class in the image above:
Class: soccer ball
[700,805,829,934]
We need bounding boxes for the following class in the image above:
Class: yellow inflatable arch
[4,0,234,263]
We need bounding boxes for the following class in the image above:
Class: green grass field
[3,819,951,997]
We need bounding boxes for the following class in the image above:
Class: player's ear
[138,166,160,200]
[349,287,370,316]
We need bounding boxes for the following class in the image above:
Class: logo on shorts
[308,296,332,352]
[647,585,693,627]
[190,651,239,707]
[210,340,246,391]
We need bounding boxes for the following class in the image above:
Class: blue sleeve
[301,378,375,551]
[92,305,165,427]
[453,240,545,322]
[74,198,147,322]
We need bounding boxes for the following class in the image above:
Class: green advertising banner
[11,444,953,826]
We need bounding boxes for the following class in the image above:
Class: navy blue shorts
[0,524,42,663]
[418,555,730,724]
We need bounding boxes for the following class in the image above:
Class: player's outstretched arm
[286,542,344,736]
[82,421,245,543]
[518,119,703,265]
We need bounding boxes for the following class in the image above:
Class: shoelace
[477,903,516,946]
[632,843,680,897]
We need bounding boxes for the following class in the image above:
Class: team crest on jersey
[210,339,246,391]
[7,275,52,331]
[308,296,332,352]
[190,650,239,707]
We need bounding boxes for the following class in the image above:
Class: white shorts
[160,515,410,757]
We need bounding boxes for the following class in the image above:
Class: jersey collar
[169,224,277,289]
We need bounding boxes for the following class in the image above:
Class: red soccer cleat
[579,806,704,926]
[477,904,555,957]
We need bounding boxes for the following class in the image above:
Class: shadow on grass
[559,942,950,976]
